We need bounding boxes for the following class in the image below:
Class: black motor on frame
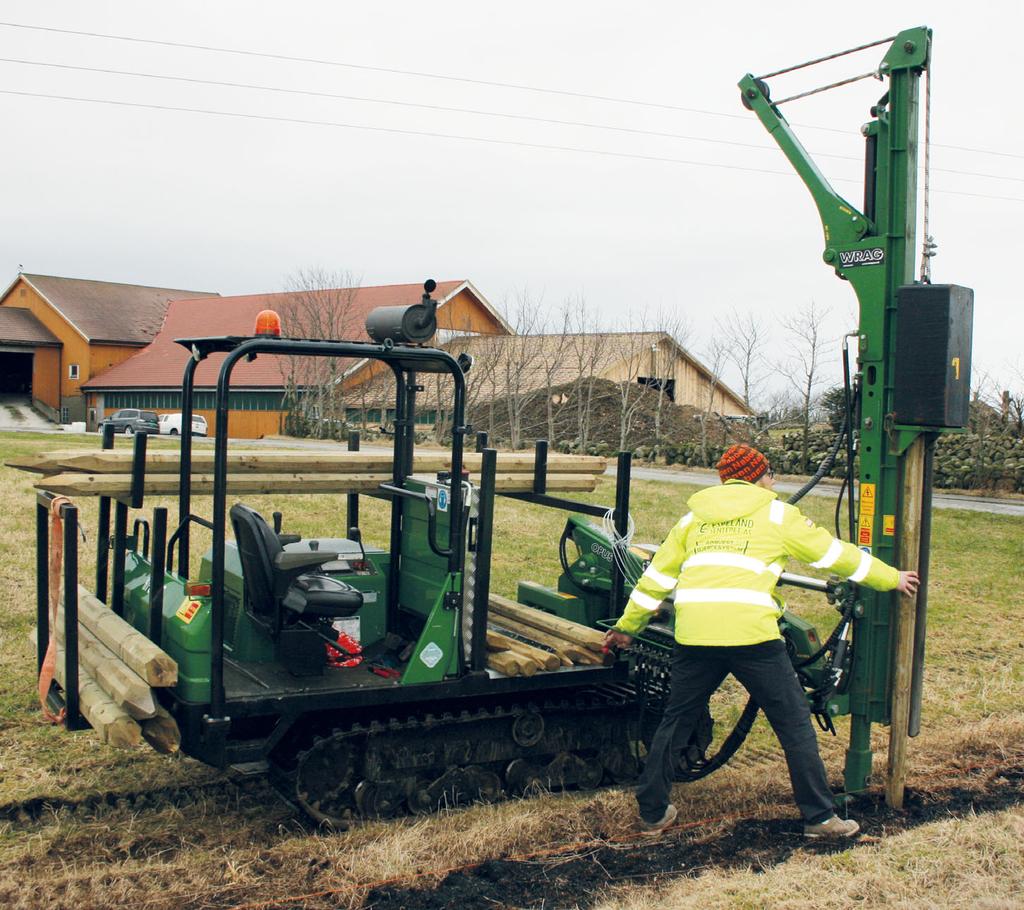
[365,279,439,345]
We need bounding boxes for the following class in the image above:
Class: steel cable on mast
[920,49,936,283]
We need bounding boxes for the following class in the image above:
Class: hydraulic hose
[796,592,857,670]
[558,520,592,595]
[674,696,760,782]
[833,473,848,538]
[786,412,848,506]
[841,334,858,540]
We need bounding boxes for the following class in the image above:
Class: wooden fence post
[886,435,925,808]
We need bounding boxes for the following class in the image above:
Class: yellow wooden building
[0,274,214,424]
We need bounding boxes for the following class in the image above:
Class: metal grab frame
[94,422,115,601]
[478,428,634,623]
[175,351,202,580]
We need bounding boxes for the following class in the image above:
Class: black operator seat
[229,504,363,628]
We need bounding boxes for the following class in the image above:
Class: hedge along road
[616,465,1024,517]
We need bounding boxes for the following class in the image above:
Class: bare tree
[352,365,392,432]
[564,296,608,452]
[697,337,729,467]
[279,267,361,438]
[495,290,546,449]
[470,331,504,440]
[537,305,572,446]
[650,311,690,455]
[778,302,833,472]
[431,310,488,444]
[969,365,1000,435]
[606,312,659,451]
[1001,359,1024,436]
[719,310,769,410]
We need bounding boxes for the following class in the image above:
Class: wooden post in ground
[886,435,925,809]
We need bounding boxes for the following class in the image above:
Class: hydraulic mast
[739,27,937,796]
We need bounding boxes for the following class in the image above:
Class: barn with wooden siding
[436,331,752,416]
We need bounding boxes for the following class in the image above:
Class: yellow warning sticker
[557,592,577,599]
[858,513,874,547]
[883,514,896,536]
[860,483,876,517]
[176,599,202,624]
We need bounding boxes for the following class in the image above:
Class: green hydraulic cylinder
[739,26,930,794]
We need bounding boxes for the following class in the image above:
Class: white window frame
[68,363,80,380]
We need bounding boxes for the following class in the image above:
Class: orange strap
[38,495,73,724]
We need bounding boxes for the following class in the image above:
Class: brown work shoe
[803,815,860,839]
[638,804,678,836]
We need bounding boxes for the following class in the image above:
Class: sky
[0,1,1020,399]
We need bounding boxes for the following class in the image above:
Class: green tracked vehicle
[35,279,845,828]
[32,26,971,824]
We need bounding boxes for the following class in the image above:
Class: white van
[158,412,208,437]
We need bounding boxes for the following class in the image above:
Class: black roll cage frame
[168,332,470,720]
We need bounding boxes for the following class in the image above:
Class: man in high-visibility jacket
[604,444,919,839]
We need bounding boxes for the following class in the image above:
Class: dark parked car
[99,409,160,435]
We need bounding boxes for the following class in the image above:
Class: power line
[0,20,756,123]
[5,18,1022,163]
[0,56,850,161]
[4,87,1023,206]
[3,55,1022,186]
[0,88,803,178]
[929,142,1024,162]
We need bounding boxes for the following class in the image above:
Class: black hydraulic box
[894,284,973,428]
[276,627,325,677]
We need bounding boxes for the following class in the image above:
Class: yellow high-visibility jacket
[615,479,900,646]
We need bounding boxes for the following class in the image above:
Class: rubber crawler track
[284,686,642,827]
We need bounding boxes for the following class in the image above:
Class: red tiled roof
[0,307,62,346]
[84,281,469,390]
[21,274,216,344]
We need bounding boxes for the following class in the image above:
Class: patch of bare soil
[360,764,1024,910]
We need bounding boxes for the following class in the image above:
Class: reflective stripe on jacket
[615,479,900,646]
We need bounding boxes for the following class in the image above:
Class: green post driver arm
[737,73,871,251]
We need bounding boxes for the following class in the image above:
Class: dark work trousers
[636,639,835,825]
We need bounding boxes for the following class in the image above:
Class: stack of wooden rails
[6,451,607,496]
[35,586,180,752]
[484,594,610,676]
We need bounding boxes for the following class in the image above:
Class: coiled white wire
[601,508,641,588]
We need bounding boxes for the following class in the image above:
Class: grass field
[0,431,1022,909]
